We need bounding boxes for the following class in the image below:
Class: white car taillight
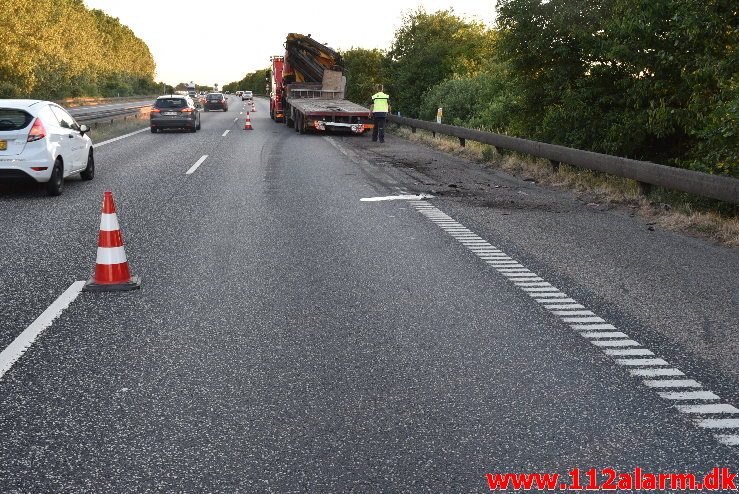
[27,118,46,142]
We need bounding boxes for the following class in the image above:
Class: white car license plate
[164,112,177,116]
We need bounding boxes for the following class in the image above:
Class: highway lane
[0,96,241,350]
[0,96,736,491]
[338,134,739,403]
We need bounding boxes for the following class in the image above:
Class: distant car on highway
[150,95,201,133]
[242,91,253,101]
[0,99,93,195]
[204,93,228,112]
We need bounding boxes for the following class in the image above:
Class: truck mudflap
[311,121,374,134]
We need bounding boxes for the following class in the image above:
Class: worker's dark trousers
[372,113,387,142]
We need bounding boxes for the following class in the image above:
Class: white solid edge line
[657,390,719,400]
[0,281,85,380]
[186,155,208,175]
[630,368,684,377]
[582,332,629,339]
[676,404,739,414]
[414,203,739,448]
[552,310,595,316]
[604,348,654,356]
[616,358,669,366]
[571,323,617,330]
[94,127,150,147]
[361,194,434,202]
[714,434,739,446]
[222,130,230,137]
[643,379,702,388]
[591,339,640,347]
[695,418,739,429]
[562,316,606,323]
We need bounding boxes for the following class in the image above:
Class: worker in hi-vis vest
[370,85,390,143]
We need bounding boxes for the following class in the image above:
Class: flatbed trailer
[284,84,373,135]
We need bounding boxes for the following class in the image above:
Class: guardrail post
[411,127,416,134]
[550,160,560,173]
[459,138,466,147]
[432,131,436,138]
[495,146,505,156]
[638,181,652,196]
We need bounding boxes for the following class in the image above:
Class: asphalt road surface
[0,96,737,492]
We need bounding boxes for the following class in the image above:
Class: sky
[83,0,496,87]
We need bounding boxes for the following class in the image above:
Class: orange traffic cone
[244,112,253,130]
[83,191,141,292]
[251,104,256,112]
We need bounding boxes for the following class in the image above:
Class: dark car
[204,93,228,112]
[150,96,201,133]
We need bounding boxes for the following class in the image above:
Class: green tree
[341,48,387,105]
[0,0,159,99]
[386,9,496,117]
[496,0,738,175]
[224,69,270,95]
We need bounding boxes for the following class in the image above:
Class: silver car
[0,100,93,196]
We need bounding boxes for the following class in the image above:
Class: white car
[0,100,94,195]
[241,91,253,101]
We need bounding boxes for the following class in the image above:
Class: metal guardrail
[389,115,738,204]
[73,104,152,125]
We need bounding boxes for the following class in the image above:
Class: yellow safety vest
[372,92,390,113]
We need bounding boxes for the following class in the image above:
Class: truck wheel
[298,115,306,134]
[286,114,294,128]
[295,114,301,133]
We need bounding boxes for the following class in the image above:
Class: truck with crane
[270,33,373,135]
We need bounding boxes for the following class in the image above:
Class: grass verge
[391,126,739,248]
[88,115,150,144]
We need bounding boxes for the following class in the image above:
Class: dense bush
[494,0,738,175]
[385,4,736,177]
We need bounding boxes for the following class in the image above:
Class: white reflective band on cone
[99,213,120,232]
[96,246,127,265]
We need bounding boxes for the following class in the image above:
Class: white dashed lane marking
[186,155,208,175]
[406,199,739,450]
[94,127,150,147]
